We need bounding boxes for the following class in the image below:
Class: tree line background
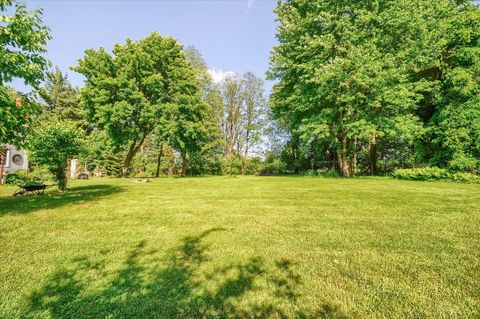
[1,0,480,186]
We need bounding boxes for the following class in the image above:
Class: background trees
[38,68,84,125]
[268,0,480,176]
[4,0,477,181]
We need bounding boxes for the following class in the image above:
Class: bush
[4,168,52,185]
[244,157,263,175]
[257,159,286,176]
[4,170,28,185]
[316,168,340,178]
[221,156,242,176]
[392,167,480,183]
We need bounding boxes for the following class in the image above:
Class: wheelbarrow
[13,181,55,196]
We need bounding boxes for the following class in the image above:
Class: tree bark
[121,133,147,177]
[337,111,350,177]
[341,128,350,177]
[369,132,378,176]
[181,153,188,177]
[241,132,250,175]
[352,137,357,177]
[155,145,164,178]
[0,146,5,185]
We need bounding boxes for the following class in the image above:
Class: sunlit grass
[0,176,479,318]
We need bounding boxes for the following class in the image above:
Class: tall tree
[220,74,243,158]
[268,0,452,176]
[38,68,84,125]
[240,72,266,173]
[428,2,480,172]
[73,32,202,176]
[0,0,50,183]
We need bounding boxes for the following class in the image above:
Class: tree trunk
[181,154,188,177]
[155,145,164,178]
[0,147,5,185]
[341,129,350,177]
[369,132,377,176]
[338,111,350,177]
[121,133,147,177]
[352,137,357,177]
[242,133,250,175]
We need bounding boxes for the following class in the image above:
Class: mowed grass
[0,176,479,318]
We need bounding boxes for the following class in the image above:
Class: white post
[70,159,77,179]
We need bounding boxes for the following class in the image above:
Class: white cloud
[208,69,236,83]
[246,0,256,13]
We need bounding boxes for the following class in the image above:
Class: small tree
[30,121,84,191]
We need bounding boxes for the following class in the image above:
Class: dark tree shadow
[25,228,349,319]
[0,184,123,216]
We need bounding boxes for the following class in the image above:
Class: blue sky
[20,0,278,92]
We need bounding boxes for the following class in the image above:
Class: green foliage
[221,156,242,176]
[0,0,49,175]
[257,159,286,176]
[4,170,27,185]
[4,168,51,185]
[82,129,123,176]
[428,3,480,170]
[73,32,207,176]
[38,68,84,125]
[268,0,480,176]
[0,0,50,87]
[392,167,480,183]
[29,121,84,190]
[0,87,40,147]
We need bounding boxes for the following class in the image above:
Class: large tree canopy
[268,0,480,176]
[73,32,208,176]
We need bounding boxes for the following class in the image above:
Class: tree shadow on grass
[0,184,123,216]
[25,228,350,319]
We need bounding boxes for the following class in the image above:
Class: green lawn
[0,177,479,318]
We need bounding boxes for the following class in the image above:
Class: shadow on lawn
[25,228,349,319]
[0,184,123,215]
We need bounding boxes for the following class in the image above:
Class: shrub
[244,157,263,175]
[5,170,28,185]
[257,159,286,176]
[4,168,52,185]
[316,168,340,178]
[221,156,242,176]
[392,167,480,183]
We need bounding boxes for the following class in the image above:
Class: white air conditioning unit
[2,144,28,174]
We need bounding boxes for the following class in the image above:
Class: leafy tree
[220,74,243,158]
[38,68,84,125]
[183,46,224,175]
[0,0,50,86]
[83,129,123,176]
[429,2,480,172]
[0,87,40,183]
[0,0,50,183]
[268,0,455,176]
[240,72,266,173]
[29,121,84,191]
[73,32,202,176]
